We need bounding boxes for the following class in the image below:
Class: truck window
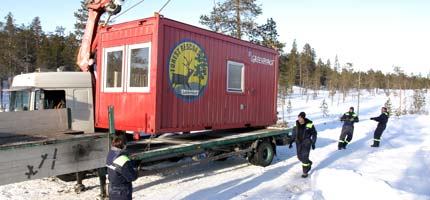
[44,90,66,109]
[10,90,30,111]
[227,61,245,93]
[103,46,124,92]
[127,43,151,92]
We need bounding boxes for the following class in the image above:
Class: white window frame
[226,60,245,93]
[126,42,151,93]
[102,46,125,93]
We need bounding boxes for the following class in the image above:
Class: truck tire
[248,141,274,167]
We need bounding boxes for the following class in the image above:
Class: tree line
[1,0,429,96]
[0,13,80,79]
[201,0,430,99]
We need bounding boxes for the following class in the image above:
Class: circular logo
[167,40,209,102]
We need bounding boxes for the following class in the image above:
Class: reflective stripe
[344,140,349,144]
[306,123,313,128]
[106,164,117,171]
[113,155,130,167]
[374,139,381,142]
[383,112,388,116]
[302,163,311,167]
[339,140,345,143]
[345,112,350,116]
[352,114,357,117]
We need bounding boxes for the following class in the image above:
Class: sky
[1,0,429,75]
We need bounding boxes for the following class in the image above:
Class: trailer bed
[127,128,290,162]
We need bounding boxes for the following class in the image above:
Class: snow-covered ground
[1,88,429,200]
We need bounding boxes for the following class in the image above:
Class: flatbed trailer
[124,127,292,175]
[0,109,109,187]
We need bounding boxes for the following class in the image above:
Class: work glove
[311,143,315,150]
[349,118,355,122]
[370,117,375,120]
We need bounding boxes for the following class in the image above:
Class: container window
[227,61,244,93]
[103,46,124,92]
[126,43,151,92]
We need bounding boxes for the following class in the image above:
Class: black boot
[371,140,380,147]
[338,142,343,150]
[338,142,345,150]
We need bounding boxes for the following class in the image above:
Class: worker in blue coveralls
[289,112,318,178]
[370,107,389,147]
[338,107,359,150]
[106,136,138,200]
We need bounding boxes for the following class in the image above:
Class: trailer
[128,127,292,171]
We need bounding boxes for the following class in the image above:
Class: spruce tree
[320,99,329,118]
[384,98,394,116]
[410,90,426,114]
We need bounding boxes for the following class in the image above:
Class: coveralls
[106,147,138,200]
[291,118,318,175]
[338,111,359,149]
[370,112,389,147]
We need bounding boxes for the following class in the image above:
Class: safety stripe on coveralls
[113,155,131,167]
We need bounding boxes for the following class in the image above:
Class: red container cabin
[94,14,278,134]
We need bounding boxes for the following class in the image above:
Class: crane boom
[77,0,124,72]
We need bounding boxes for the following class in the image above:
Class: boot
[338,142,345,150]
[371,140,380,147]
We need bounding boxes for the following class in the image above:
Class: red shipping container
[94,14,278,134]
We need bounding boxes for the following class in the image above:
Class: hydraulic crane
[77,0,124,72]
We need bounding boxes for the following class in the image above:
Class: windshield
[10,90,30,111]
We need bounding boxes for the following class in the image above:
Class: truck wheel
[248,141,274,167]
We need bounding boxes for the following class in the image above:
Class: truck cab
[8,72,94,133]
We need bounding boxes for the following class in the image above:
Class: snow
[1,88,429,200]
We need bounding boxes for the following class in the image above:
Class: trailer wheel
[248,141,274,167]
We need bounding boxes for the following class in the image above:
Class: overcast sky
[1,0,429,75]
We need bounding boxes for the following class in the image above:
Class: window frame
[126,42,151,93]
[226,60,245,93]
[102,46,125,93]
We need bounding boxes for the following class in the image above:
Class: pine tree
[74,0,88,40]
[278,54,288,95]
[312,59,322,99]
[287,98,292,119]
[340,63,353,102]
[199,0,262,39]
[248,18,285,51]
[286,40,298,92]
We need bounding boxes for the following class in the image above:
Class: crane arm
[77,0,124,72]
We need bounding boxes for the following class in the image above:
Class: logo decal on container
[168,40,209,102]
